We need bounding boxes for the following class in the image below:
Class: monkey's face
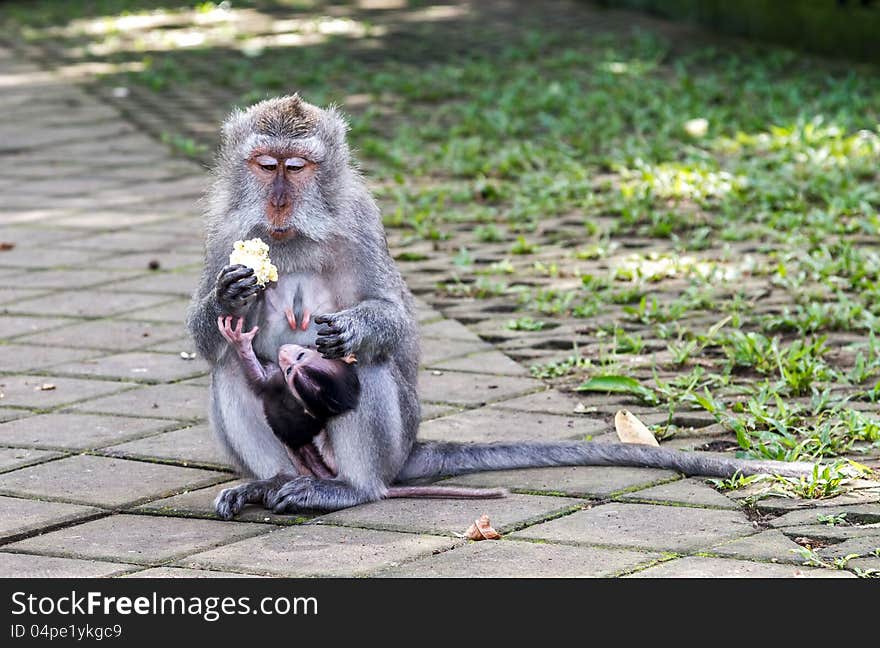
[247,149,319,241]
[220,95,354,246]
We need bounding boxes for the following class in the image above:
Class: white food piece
[229,238,278,287]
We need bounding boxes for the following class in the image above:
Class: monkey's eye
[255,155,278,172]
[285,157,307,172]
[285,366,293,376]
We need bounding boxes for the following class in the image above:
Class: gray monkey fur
[188,95,814,519]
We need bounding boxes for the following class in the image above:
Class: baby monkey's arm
[217,315,275,388]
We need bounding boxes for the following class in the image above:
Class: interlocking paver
[0,413,173,449]
[124,567,264,578]
[447,466,676,498]
[419,406,605,443]
[510,502,755,552]
[379,539,660,577]
[627,557,855,578]
[0,495,101,540]
[5,514,268,565]
[69,382,208,420]
[106,424,231,467]
[418,369,543,407]
[54,351,208,383]
[710,529,806,564]
[0,374,137,408]
[316,493,585,536]
[0,344,97,373]
[618,477,739,509]
[0,455,227,507]
[178,525,456,577]
[0,552,133,578]
[16,319,184,352]
[0,448,62,472]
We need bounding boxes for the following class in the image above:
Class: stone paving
[0,27,877,579]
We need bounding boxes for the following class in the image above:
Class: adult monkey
[188,95,812,519]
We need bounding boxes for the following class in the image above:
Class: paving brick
[431,350,531,376]
[55,351,208,383]
[0,374,137,409]
[70,383,208,420]
[0,448,62,472]
[769,503,880,528]
[619,477,739,509]
[0,552,133,578]
[0,413,173,450]
[491,389,601,416]
[316,493,585,536]
[121,299,192,324]
[16,319,184,352]
[447,466,676,498]
[628,556,855,578]
[0,246,113,269]
[511,502,755,552]
[124,567,264,578]
[419,406,605,443]
[4,291,173,318]
[19,268,144,290]
[0,408,27,423]
[136,481,314,524]
[0,315,77,341]
[419,370,543,406]
[0,344,96,372]
[0,455,227,507]
[379,539,660,577]
[711,529,806,564]
[0,495,101,540]
[106,424,230,467]
[420,337,493,365]
[180,525,456,577]
[420,318,482,340]
[6,514,268,565]
[107,272,199,297]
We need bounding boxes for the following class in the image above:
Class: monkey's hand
[215,264,260,314]
[314,311,362,360]
[217,315,259,351]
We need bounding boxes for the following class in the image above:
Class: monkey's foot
[214,477,283,520]
[264,476,372,512]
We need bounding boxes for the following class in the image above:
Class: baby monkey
[217,315,504,501]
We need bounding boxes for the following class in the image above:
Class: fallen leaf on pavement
[614,409,659,446]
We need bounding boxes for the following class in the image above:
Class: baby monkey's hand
[217,315,259,353]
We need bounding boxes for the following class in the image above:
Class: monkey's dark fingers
[316,333,345,348]
[317,345,348,360]
[225,276,259,296]
[217,265,254,290]
[313,314,334,325]
[316,324,341,337]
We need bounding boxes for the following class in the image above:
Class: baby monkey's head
[277,344,360,420]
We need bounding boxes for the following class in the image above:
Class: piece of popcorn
[229,238,278,287]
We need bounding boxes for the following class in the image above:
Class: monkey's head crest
[220,94,348,160]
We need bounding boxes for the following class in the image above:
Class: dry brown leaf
[0,242,14,251]
[463,514,501,541]
[614,409,659,446]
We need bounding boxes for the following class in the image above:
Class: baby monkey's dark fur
[218,315,505,511]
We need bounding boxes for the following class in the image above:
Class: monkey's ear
[220,107,254,150]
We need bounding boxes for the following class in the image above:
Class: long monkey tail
[396,441,816,482]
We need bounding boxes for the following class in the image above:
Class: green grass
[6,0,879,480]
